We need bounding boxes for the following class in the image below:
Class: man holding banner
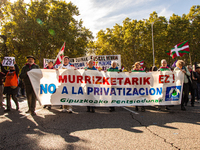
[157,59,171,111]
[106,61,119,112]
[58,56,75,113]
[20,56,39,116]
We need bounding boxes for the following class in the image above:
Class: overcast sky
[11,0,200,38]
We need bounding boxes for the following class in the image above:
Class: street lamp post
[151,22,155,67]
[0,35,8,56]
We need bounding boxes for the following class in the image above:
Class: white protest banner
[69,55,121,70]
[28,69,184,106]
[2,57,15,66]
[43,58,55,68]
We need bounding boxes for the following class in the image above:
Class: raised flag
[166,41,189,59]
[121,66,124,71]
[53,42,65,68]
[172,60,177,68]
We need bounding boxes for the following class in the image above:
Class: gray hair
[88,59,93,64]
[176,60,185,67]
[187,65,192,69]
[111,61,117,65]
[161,59,167,64]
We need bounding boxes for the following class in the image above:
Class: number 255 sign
[2,57,15,67]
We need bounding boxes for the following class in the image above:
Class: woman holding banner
[85,59,96,113]
[174,60,191,111]
[131,62,145,112]
[106,61,119,112]
[1,61,19,112]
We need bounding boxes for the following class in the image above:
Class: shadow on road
[0,103,200,149]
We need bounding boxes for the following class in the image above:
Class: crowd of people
[0,55,200,116]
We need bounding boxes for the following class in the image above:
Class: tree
[187,5,200,64]
[167,13,190,64]
[91,6,200,70]
[0,0,93,68]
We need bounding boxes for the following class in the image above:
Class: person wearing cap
[58,56,75,113]
[106,61,119,112]
[131,62,146,112]
[0,61,19,112]
[19,55,39,115]
[85,59,97,113]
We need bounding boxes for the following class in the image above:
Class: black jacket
[19,63,39,85]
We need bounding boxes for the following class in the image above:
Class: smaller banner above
[69,55,121,70]
[2,57,15,66]
[43,58,55,68]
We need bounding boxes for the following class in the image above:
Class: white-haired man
[157,59,171,110]
[158,59,171,71]
[106,61,119,112]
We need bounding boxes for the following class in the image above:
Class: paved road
[0,96,200,150]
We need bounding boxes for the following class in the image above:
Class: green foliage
[1,2,200,71]
[0,0,93,69]
[90,6,200,70]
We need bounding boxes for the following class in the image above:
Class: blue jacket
[86,66,97,70]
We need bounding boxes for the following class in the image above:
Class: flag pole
[189,53,192,65]
[151,22,155,66]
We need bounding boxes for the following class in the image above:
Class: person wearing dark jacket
[17,78,25,97]
[187,65,198,107]
[1,61,19,112]
[195,66,200,103]
[19,56,39,115]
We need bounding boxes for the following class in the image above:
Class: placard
[69,55,121,70]
[43,58,55,68]
[2,57,15,66]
